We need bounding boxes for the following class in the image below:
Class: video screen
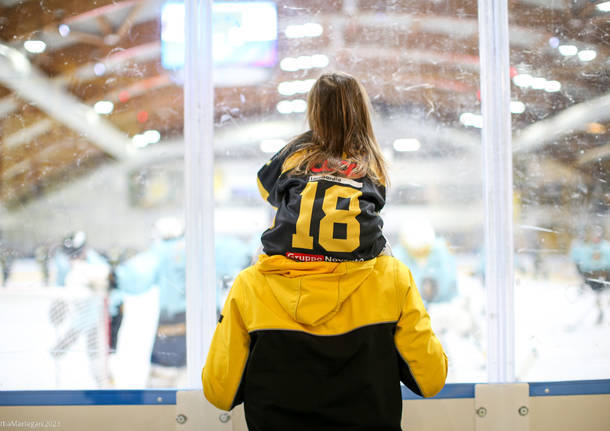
[161,1,278,70]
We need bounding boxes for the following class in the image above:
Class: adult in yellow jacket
[203,253,447,431]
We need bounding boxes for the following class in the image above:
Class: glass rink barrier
[0,0,609,430]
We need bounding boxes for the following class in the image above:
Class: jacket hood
[255,254,376,326]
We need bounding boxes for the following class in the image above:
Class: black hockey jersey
[257,142,386,262]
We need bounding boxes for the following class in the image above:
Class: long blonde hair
[282,72,388,185]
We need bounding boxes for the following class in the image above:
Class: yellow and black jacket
[202,254,448,431]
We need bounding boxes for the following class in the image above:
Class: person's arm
[202,275,250,411]
[257,146,290,208]
[393,259,448,397]
[114,248,159,295]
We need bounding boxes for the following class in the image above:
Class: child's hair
[282,72,388,185]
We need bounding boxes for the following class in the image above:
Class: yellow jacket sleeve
[393,260,448,397]
[202,279,250,411]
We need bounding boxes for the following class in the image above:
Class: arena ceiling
[0,0,608,207]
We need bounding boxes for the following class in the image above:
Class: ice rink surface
[433,264,610,384]
[1,256,609,389]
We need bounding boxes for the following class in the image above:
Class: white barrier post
[477,0,515,383]
[184,0,216,388]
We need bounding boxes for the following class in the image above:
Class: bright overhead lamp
[295,56,313,69]
[276,100,293,114]
[280,54,329,72]
[510,101,526,114]
[132,130,161,148]
[531,77,547,90]
[393,138,421,152]
[132,134,149,148]
[597,1,610,12]
[459,112,483,128]
[577,49,597,62]
[285,22,323,38]
[277,79,316,96]
[512,73,533,88]
[586,123,606,134]
[558,44,578,56]
[58,24,70,37]
[260,139,286,153]
[544,80,561,93]
[278,81,297,96]
[143,129,161,144]
[276,99,307,114]
[279,57,299,72]
[24,40,46,54]
[291,99,307,113]
[94,100,114,115]
[311,54,329,68]
[93,63,106,76]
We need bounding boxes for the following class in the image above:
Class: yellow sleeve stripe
[257,176,270,202]
[369,164,386,187]
[281,149,307,174]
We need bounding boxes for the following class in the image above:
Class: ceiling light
[298,79,315,93]
[132,134,149,148]
[544,80,561,92]
[280,54,329,72]
[278,82,296,96]
[132,130,160,148]
[597,1,610,12]
[586,123,606,134]
[393,138,421,152]
[510,101,526,114]
[276,99,307,114]
[260,139,286,153]
[58,24,70,37]
[24,40,46,54]
[295,55,313,69]
[280,57,299,72]
[311,54,329,68]
[548,37,560,49]
[94,100,114,115]
[143,129,161,144]
[558,44,578,56]
[285,22,323,38]
[276,100,293,114]
[278,80,314,96]
[459,112,483,128]
[512,73,533,88]
[577,49,597,62]
[291,99,307,113]
[93,63,106,76]
[531,77,547,90]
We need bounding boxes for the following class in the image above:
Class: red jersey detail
[286,252,325,262]
[310,160,359,177]
[339,161,358,177]
[310,160,331,173]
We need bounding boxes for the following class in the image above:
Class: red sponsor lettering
[286,252,325,262]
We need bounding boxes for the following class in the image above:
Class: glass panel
[211,0,485,384]
[0,0,185,389]
[509,1,609,381]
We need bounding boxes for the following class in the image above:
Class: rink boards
[1,380,609,431]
